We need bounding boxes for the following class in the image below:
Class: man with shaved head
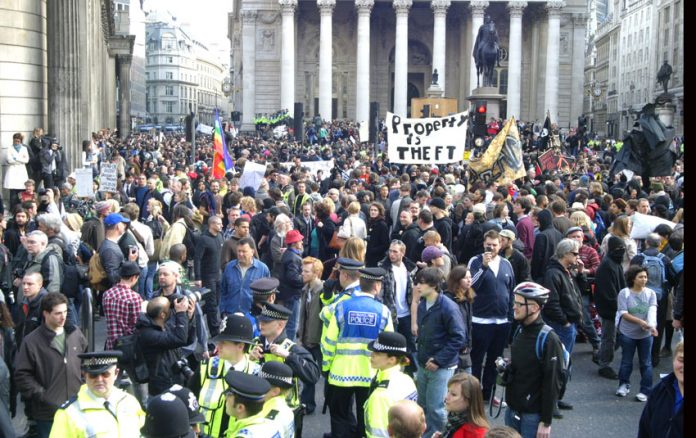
[388,400,426,438]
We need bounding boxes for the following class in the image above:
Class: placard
[386,111,468,164]
[74,168,94,197]
[239,161,267,191]
[98,163,118,192]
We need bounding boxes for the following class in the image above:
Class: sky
[143,0,232,49]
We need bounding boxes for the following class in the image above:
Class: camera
[173,357,194,379]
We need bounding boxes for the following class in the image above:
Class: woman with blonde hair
[600,215,638,272]
[437,373,489,438]
[240,196,256,220]
[340,201,367,239]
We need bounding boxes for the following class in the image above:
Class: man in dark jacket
[531,210,563,282]
[14,292,87,437]
[193,216,224,336]
[277,230,305,341]
[499,229,530,285]
[429,198,453,252]
[638,341,683,438]
[594,236,627,379]
[414,267,466,437]
[135,296,195,397]
[99,213,139,291]
[13,272,47,348]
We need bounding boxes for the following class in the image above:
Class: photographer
[135,296,195,397]
[39,137,67,190]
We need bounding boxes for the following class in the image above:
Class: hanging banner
[469,117,526,184]
[280,159,335,180]
[386,111,468,164]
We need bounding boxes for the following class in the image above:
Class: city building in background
[115,0,148,127]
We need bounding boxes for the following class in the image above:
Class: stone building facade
[229,0,588,130]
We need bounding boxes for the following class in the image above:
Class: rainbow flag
[212,110,234,179]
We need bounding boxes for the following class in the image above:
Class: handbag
[328,230,341,250]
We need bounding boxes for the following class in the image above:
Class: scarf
[441,411,470,438]
[13,143,21,153]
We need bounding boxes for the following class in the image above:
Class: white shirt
[392,262,409,318]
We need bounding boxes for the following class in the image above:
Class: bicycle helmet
[513,281,550,306]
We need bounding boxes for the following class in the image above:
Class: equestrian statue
[473,15,501,88]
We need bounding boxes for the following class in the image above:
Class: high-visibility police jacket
[226,410,282,438]
[49,385,144,438]
[320,281,360,307]
[199,355,260,438]
[260,395,295,438]
[363,366,418,438]
[321,291,393,386]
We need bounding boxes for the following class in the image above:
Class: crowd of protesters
[0,119,684,437]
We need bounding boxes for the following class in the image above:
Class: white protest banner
[630,212,675,239]
[273,125,288,139]
[280,159,335,180]
[239,161,267,191]
[74,168,94,197]
[196,124,214,135]
[99,163,118,192]
[386,111,468,164]
[358,121,368,143]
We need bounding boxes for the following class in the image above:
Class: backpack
[593,212,607,243]
[183,224,201,264]
[514,324,571,400]
[87,251,107,292]
[114,332,149,383]
[642,253,666,300]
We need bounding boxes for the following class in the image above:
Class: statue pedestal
[426,83,445,98]
[655,94,676,128]
[467,87,505,120]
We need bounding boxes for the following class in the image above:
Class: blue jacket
[416,293,466,368]
[638,372,683,438]
[220,259,270,315]
[468,254,516,320]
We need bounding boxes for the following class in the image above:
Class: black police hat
[250,277,280,297]
[167,384,207,425]
[336,257,364,271]
[368,332,408,356]
[223,370,271,400]
[257,303,292,322]
[211,314,254,344]
[259,361,294,389]
[359,267,387,281]
[78,351,123,374]
[119,261,141,278]
[141,393,195,438]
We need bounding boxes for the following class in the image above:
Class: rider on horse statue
[473,15,501,88]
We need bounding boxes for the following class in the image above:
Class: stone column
[318,0,336,121]
[570,13,589,126]
[393,0,412,116]
[279,0,298,113]
[469,1,488,94]
[241,10,257,130]
[506,1,527,119]
[431,0,450,93]
[118,55,133,138]
[355,0,374,123]
[544,1,564,121]
[47,0,83,171]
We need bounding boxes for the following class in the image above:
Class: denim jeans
[618,333,653,394]
[137,265,148,299]
[580,295,601,348]
[397,315,417,376]
[505,408,541,438]
[417,367,455,438]
[547,322,577,354]
[282,296,300,341]
[145,261,158,299]
[34,419,53,438]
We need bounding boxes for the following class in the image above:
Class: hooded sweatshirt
[531,210,564,281]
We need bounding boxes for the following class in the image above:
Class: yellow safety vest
[49,385,144,438]
[262,338,301,408]
[199,355,260,438]
[363,366,418,438]
[225,410,282,438]
[260,395,295,438]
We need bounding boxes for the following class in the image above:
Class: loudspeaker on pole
[369,101,380,144]
[294,102,304,142]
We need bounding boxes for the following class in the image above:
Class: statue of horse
[473,16,501,88]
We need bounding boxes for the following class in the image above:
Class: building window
[166,72,173,80]
[168,57,173,63]
[165,86,174,96]
[165,102,173,113]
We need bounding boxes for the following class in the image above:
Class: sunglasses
[86,370,114,379]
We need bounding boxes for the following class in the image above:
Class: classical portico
[232,0,587,128]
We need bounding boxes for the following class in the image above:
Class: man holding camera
[39,137,67,190]
[135,296,195,396]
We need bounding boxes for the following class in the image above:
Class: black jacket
[316,219,337,261]
[135,311,195,396]
[365,218,390,268]
[541,258,583,325]
[502,247,531,284]
[13,289,47,348]
[378,256,417,326]
[194,229,223,283]
[531,210,563,282]
[444,291,473,369]
[638,372,683,438]
[433,216,454,253]
[505,317,564,426]
[258,332,320,385]
[278,248,304,302]
[594,255,627,320]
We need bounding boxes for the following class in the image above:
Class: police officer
[320,258,364,307]
[195,313,260,438]
[250,304,320,413]
[321,267,393,438]
[259,361,296,438]
[167,385,207,437]
[247,277,280,338]
[364,332,418,438]
[224,370,282,437]
[50,351,145,438]
[504,282,565,438]
[141,392,196,438]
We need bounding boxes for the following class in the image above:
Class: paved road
[15,318,677,438]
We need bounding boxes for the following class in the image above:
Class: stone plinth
[467,87,505,120]
[426,84,444,98]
